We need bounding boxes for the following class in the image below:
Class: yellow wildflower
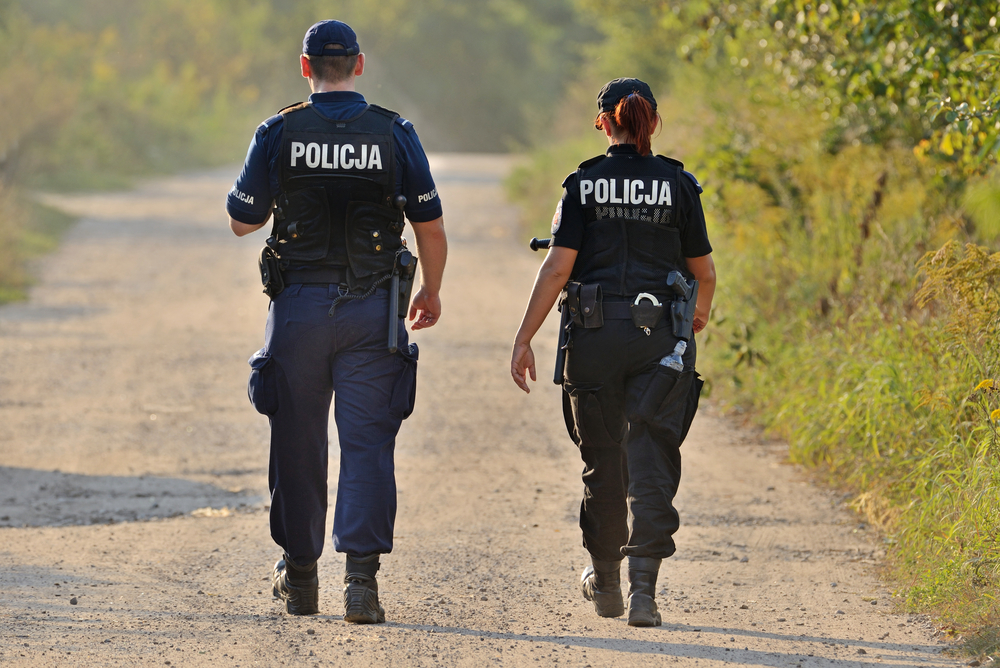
[975,379,995,392]
[992,409,1000,422]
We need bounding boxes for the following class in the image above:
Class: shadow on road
[0,466,262,527]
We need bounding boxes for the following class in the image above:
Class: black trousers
[562,319,702,562]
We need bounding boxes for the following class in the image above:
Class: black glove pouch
[563,282,604,328]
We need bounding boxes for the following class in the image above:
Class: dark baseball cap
[597,78,657,112]
[303,20,360,57]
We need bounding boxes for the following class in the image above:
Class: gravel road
[0,154,959,667]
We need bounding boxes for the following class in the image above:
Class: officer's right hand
[409,287,441,330]
[510,341,536,394]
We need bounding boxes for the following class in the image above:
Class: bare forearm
[229,215,269,237]
[515,247,578,345]
[411,218,447,293]
[686,253,716,332]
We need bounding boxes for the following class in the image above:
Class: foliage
[509,0,1000,652]
[0,0,595,190]
[0,0,599,300]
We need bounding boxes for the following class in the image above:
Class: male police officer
[226,20,447,623]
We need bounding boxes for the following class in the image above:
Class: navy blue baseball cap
[303,20,360,56]
[597,78,657,112]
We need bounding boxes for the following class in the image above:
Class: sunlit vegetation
[0,0,593,301]
[511,0,1000,652]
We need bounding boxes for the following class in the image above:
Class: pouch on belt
[563,282,604,328]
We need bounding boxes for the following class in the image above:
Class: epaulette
[395,117,416,134]
[257,111,288,132]
[561,172,577,188]
[682,170,703,194]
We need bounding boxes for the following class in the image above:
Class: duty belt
[281,266,348,285]
[602,298,668,319]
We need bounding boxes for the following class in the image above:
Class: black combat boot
[343,554,385,624]
[272,557,319,615]
[627,556,662,627]
[580,557,625,617]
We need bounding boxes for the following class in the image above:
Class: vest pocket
[388,343,419,420]
[345,201,403,279]
[629,366,702,448]
[281,187,331,262]
[247,349,280,417]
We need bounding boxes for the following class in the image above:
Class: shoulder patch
[577,154,606,170]
[561,171,578,189]
[395,117,416,134]
[656,154,684,169]
[682,170,703,194]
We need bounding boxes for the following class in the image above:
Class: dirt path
[0,155,957,667]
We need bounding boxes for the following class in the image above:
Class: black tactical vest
[271,102,403,290]
[570,152,689,297]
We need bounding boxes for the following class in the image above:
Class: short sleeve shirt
[226,91,442,225]
[550,144,712,258]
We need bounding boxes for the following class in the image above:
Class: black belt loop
[281,267,348,285]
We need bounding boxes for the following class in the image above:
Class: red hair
[594,93,660,155]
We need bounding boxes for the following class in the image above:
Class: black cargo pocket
[280,187,331,262]
[563,381,620,448]
[389,343,419,420]
[345,201,403,279]
[247,348,279,417]
[629,366,700,448]
[679,374,704,444]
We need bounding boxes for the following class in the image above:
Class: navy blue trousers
[248,284,417,567]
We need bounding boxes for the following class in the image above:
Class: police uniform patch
[551,199,563,234]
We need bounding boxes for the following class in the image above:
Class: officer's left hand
[409,287,441,330]
[510,341,536,394]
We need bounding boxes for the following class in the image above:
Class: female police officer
[510,78,716,627]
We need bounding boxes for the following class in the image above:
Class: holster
[563,282,604,328]
[259,245,284,299]
[670,281,699,340]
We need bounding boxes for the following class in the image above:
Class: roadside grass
[0,183,78,304]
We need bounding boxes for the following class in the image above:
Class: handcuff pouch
[630,302,663,330]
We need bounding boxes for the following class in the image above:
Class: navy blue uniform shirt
[551,144,712,258]
[227,91,442,225]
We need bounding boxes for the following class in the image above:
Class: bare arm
[685,253,716,334]
[510,246,578,393]
[408,216,447,330]
[229,212,270,237]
